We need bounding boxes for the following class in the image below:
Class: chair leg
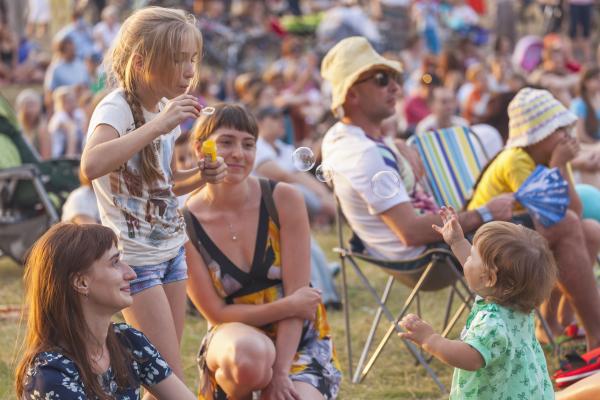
[536,308,557,354]
[352,275,394,384]
[443,285,455,330]
[357,262,447,393]
[339,254,354,378]
[416,291,421,318]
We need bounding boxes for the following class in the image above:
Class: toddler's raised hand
[432,206,464,246]
[398,314,436,347]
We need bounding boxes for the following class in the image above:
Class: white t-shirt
[87,89,186,266]
[48,109,87,157]
[93,21,120,52]
[61,186,100,222]
[415,114,469,135]
[254,137,295,173]
[322,122,426,260]
[470,124,503,162]
[28,0,51,24]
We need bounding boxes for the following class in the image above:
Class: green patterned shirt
[450,297,554,400]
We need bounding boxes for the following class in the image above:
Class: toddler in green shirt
[399,207,557,399]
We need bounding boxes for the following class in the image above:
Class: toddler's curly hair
[473,221,557,313]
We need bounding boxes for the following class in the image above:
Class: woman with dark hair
[572,67,600,142]
[184,103,341,400]
[436,48,465,93]
[15,223,195,399]
[569,66,600,188]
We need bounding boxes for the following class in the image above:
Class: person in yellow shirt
[468,88,600,351]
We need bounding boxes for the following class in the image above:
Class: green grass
[0,230,563,399]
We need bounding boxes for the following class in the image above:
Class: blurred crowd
[2,0,600,208]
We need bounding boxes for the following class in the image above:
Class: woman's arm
[171,165,202,196]
[63,120,79,157]
[170,157,227,196]
[37,121,52,159]
[146,374,196,400]
[263,183,312,397]
[185,240,319,327]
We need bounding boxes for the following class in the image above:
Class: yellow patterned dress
[183,184,341,400]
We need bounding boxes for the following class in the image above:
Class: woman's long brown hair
[15,223,134,399]
[578,67,600,139]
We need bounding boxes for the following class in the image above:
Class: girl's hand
[154,94,200,134]
[398,313,436,348]
[198,156,227,184]
[431,206,464,246]
[261,371,300,400]
[287,286,321,321]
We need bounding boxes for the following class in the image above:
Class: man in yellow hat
[320,36,514,261]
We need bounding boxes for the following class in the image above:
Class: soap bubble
[201,106,216,116]
[315,164,334,183]
[292,147,316,172]
[371,171,401,199]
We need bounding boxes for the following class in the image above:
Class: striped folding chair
[410,126,557,351]
[408,126,488,211]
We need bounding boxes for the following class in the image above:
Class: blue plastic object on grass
[514,165,570,227]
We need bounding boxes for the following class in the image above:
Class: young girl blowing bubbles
[399,207,557,399]
[81,6,226,392]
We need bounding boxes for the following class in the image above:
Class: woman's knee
[582,219,600,253]
[539,210,584,244]
[222,331,276,388]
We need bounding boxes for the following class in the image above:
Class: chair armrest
[0,164,40,180]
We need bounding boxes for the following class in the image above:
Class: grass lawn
[0,229,566,399]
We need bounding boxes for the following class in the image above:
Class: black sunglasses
[355,70,402,87]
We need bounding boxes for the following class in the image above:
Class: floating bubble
[292,147,316,172]
[201,106,216,116]
[315,164,334,183]
[371,171,401,199]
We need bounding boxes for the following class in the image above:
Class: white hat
[507,87,577,148]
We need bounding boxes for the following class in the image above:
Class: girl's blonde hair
[51,85,74,112]
[16,89,43,134]
[105,7,203,185]
[473,221,557,313]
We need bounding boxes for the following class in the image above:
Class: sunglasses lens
[374,72,389,87]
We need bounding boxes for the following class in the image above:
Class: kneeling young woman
[183,104,341,400]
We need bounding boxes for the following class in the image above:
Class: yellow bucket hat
[321,36,402,113]
[507,87,577,148]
